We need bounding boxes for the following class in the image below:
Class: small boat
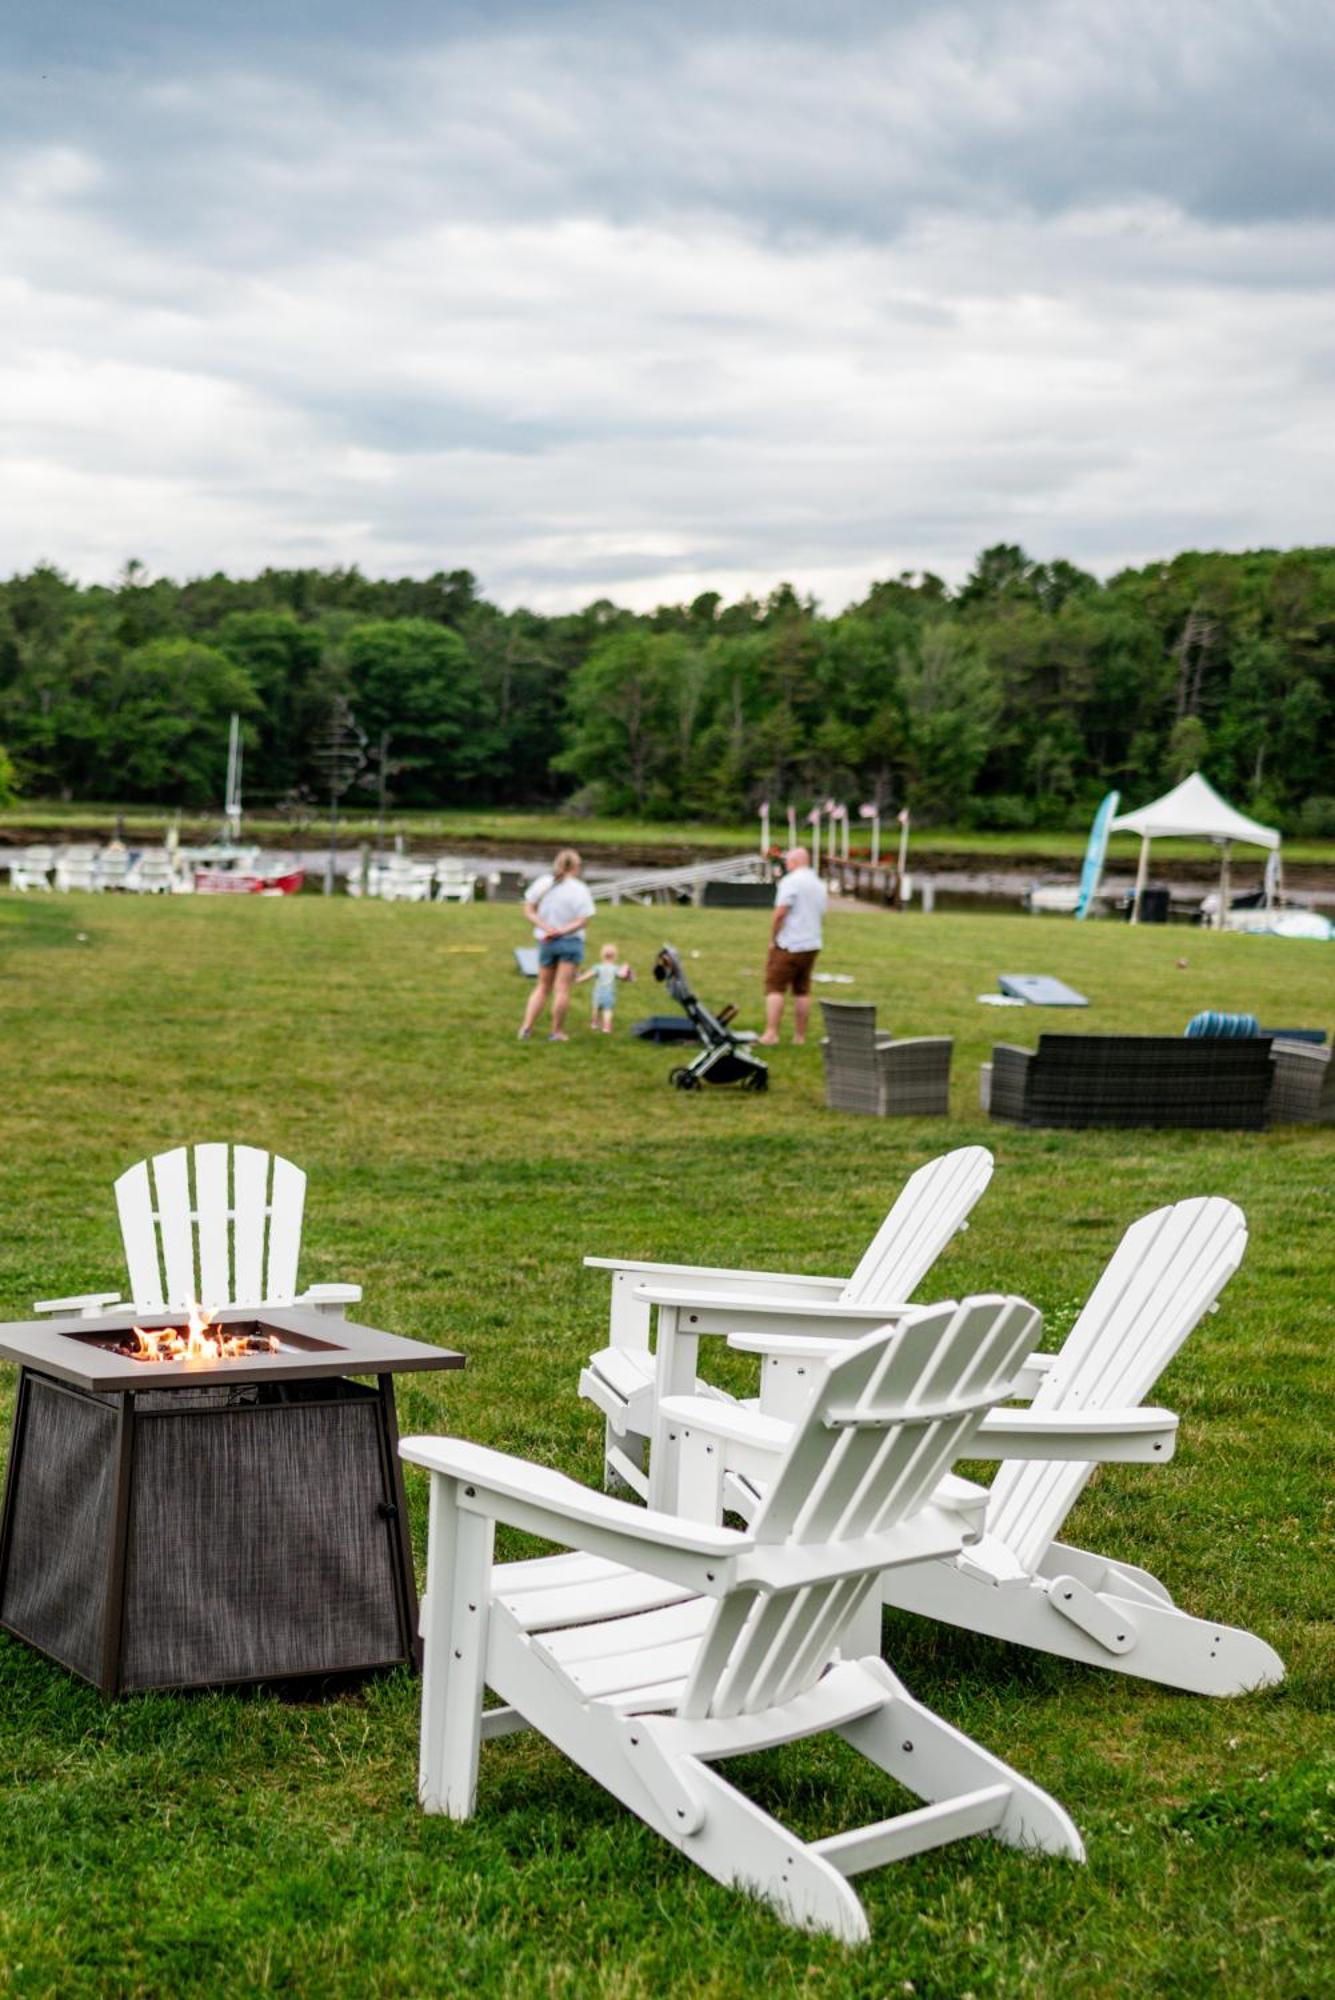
[1224,908,1332,942]
[194,867,305,896]
[1023,881,1083,915]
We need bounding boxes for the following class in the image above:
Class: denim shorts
[538,935,585,968]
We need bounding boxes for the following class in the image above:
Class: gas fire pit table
[0,1304,463,1694]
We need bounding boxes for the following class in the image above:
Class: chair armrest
[586,1256,844,1298]
[33,1292,123,1318]
[976,1406,1178,1462]
[726,1327,891,1359]
[933,1471,989,1539]
[637,1288,917,1341]
[1011,1351,1056,1398]
[401,1436,743,1594]
[936,1470,988,1508]
[296,1283,363,1316]
[658,1395,792,1453]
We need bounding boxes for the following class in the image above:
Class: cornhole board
[998,973,1089,1007]
[514,946,539,977]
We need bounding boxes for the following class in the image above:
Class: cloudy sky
[2,0,1332,609]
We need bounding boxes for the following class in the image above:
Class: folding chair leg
[604,1421,649,1499]
[884,1559,1284,1696]
[418,1478,494,1816]
[838,1660,1084,1860]
[842,1591,884,1662]
[665,1756,871,1943]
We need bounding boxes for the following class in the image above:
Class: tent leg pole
[1130,835,1150,925]
[1217,841,1230,931]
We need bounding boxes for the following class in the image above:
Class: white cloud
[1,1,1333,606]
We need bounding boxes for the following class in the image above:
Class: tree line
[1,543,1332,833]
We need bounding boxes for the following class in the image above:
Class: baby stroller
[653,945,770,1092]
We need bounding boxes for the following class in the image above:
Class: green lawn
[0,894,1330,1998]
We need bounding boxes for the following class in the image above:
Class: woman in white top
[519,849,596,1041]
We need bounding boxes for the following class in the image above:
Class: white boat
[1023,881,1083,915]
[1224,908,1333,942]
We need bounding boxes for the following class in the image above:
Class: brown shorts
[765,945,819,996]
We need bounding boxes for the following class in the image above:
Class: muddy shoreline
[2,821,1330,898]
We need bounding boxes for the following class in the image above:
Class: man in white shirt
[759,846,828,1045]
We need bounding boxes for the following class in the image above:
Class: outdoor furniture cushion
[1184,1011,1259,1038]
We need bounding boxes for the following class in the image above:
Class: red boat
[194,868,305,896]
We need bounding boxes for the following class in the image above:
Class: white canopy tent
[1110,772,1280,927]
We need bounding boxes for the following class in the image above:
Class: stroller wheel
[670,1066,700,1090]
[743,1069,769,1092]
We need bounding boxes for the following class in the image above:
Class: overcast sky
[2,1,1332,610]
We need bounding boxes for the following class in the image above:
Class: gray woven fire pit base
[0,1373,415,1693]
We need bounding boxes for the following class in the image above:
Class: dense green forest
[1,544,1332,833]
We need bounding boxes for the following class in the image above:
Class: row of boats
[1023,876,1331,938]
[3,843,487,902]
[6,843,303,896]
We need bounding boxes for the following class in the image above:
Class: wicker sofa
[985,1034,1278,1130]
[819,1000,953,1116]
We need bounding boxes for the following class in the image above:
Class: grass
[3,802,1334,869]
[0,892,1330,1998]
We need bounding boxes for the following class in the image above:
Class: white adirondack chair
[402,1296,1083,1945]
[434,859,477,902]
[10,845,55,891]
[658,1198,1285,1697]
[96,850,130,891]
[125,849,177,894]
[54,845,102,892]
[379,855,434,903]
[33,1142,361,1318]
[578,1145,994,1502]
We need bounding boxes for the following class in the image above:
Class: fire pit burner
[0,1305,463,1694]
[105,1320,280,1364]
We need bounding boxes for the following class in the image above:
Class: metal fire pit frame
[0,1307,464,1695]
[0,1303,457,1393]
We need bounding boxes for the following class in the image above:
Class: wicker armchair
[1268,1039,1334,1123]
[818,1001,953,1117]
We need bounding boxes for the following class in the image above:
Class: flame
[124,1303,281,1365]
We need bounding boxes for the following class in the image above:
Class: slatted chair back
[97,851,130,889]
[677,1294,1040,1722]
[12,845,55,889]
[986,1198,1247,1573]
[130,851,176,891]
[840,1146,993,1306]
[56,851,101,891]
[819,1001,881,1059]
[113,1143,308,1311]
